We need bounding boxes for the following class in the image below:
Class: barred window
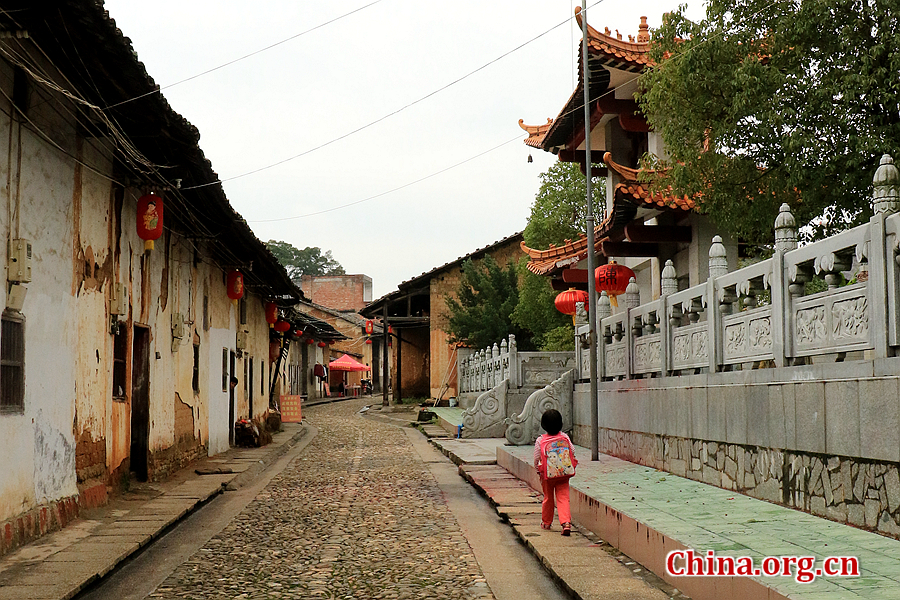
[1,311,24,412]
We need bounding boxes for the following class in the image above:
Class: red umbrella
[328,354,371,372]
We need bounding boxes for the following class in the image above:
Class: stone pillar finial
[873,154,900,214]
[661,259,677,295]
[492,343,499,358]
[597,290,612,319]
[625,277,640,309]
[774,203,798,252]
[574,301,588,325]
[500,338,508,354]
[708,235,728,279]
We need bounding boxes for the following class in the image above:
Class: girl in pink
[533,409,577,536]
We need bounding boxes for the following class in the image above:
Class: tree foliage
[267,240,345,283]
[522,162,604,250]
[637,0,900,243]
[512,162,603,351]
[445,256,529,351]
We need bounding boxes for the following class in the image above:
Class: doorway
[130,325,151,481]
[228,351,236,446]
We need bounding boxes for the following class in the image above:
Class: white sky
[103,0,703,299]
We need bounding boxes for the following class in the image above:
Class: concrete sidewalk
[431,437,679,600]
[500,444,900,600]
[0,423,309,600]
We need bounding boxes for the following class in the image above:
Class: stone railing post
[870,155,900,356]
[597,291,611,378]
[708,236,728,371]
[508,334,519,388]
[772,203,797,367]
[624,278,639,377]
[770,205,795,367]
[660,260,677,375]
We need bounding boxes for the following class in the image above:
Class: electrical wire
[180,4,598,190]
[105,0,385,110]
[250,135,522,222]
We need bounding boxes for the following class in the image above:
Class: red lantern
[594,261,635,307]
[555,288,589,324]
[273,320,290,333]
[306,338,315,345]
[294,329,303,337]
[136,193,163,251]
[317,341,326,348]
[226,270,244,301]
[365,338,372,345]
[365,320,374,335]
[265,301,278,325]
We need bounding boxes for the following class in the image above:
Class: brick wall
[300,275,372,312]
[429,239,524,399]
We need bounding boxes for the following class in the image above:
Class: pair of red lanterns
[554,261,635,321]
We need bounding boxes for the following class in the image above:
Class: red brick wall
[300,275,372,312]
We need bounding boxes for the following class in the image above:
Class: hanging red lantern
[365,338,372,345]
[365,320,374,335]
[317,341,326,348]
[265,301,278,326]
[294,329,303,337]
[136,193,164,251]
[273,320,290,333]
[226,270,244,302]
[555,288,589,324]
[306,338,315,345]
[594,261,635,307]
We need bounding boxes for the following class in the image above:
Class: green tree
[637,0,900,243]
[444,256,529,350]
[511,162,604,351]
[266,240,345,283]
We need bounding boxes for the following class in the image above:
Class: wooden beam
[561,269,589,283]
[599,241,659,257]
[624,222,692,243]
[579,163,608,178]
[558,150,608,164]
[595,97,640,115]
[551,279,588,291]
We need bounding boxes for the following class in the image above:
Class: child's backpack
[540,435,576,482]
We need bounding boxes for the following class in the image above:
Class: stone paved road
[149,398,494,600]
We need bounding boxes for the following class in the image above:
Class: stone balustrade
[574,155,900,378]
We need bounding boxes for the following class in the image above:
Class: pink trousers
[541,477,571,526]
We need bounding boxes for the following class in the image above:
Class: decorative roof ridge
[575,8,651,52]
[519,207,617,261]
[518,118,553,135]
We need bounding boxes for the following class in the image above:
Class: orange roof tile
[518,118,553,149]
[575,9,652,72]
[604,152,696,211]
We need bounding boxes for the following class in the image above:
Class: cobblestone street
[149,398,493,600]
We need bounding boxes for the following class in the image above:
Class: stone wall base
[0,495,80,558]
[576,425,900,539]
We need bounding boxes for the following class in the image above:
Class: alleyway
[130,398,566,600]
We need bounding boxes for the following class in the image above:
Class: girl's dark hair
[541,409,562,435]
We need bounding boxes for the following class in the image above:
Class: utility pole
[582,0,600,461]
[382,304,389,407]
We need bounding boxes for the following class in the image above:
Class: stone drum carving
[461,379,508,439]
[504,370,574,446]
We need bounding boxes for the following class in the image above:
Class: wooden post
[382,304,389,407]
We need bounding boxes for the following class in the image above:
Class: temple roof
[604,153,695,211]
[520,153,695,276]
[519,118,553,149]
[533,12,653,151]
[576,9,651,73]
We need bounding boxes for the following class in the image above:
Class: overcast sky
[103,0,702,299]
